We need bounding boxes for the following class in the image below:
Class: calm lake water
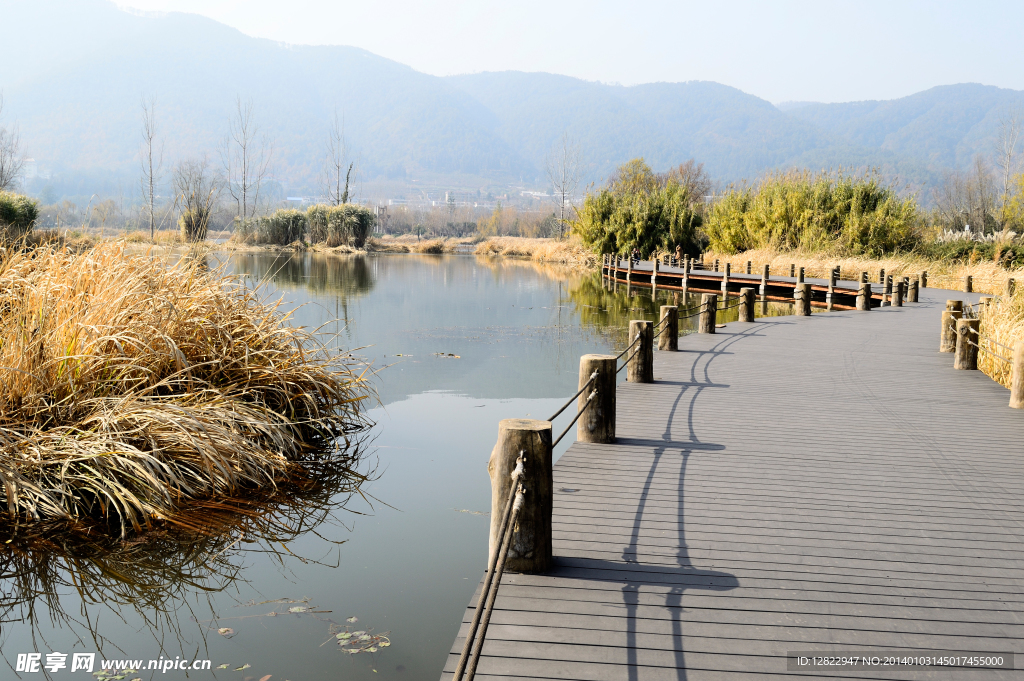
[2,254,802,681]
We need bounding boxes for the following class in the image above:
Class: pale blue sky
[119,0,1024,104]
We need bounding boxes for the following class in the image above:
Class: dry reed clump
[0,243,372,535]
[705,247,1024,295]
[978,289,1024,388]
[474,236,597,268]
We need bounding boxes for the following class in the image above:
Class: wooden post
[652,257,659,293]
[964,275,973,293]
[739,287,755,322]
[979,296,993,313]
[946,299,964,312]
[627,320,654,383]
[857,282,872,311]
[939,309,962,352]
[954,318,980,370]
[722,262,730,292]
[860,271,868,284]
[908,277,919,303]
[789,264,795,278]
[827,270,836,311]
[1007,278,1016,297]
[626,257,632,286]
[746,260,752,274]
[577,355,615,444]
[760,264,769,295]
[797,266,805,283]
[1010,341,1024,409]
[658,306,678,351]
[714,258,720,272]
[796,283,811,316]
[893,280,904,307]
[920,271,928,288]
[879,268,885,285]
[699,293,717,334]
[488,419,552,573]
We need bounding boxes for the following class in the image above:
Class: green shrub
[306,204,375,248]
[572,158,704,256]
[235,209,308,245]
[0,192,39,242]
[704,170,920,256]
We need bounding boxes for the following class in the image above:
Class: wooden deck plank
[441,281,1023,679]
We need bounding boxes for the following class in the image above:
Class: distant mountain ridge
[2,0,1022,200]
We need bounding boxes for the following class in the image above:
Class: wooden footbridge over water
[442,262,1023,680]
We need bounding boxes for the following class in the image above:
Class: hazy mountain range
[2,0,1022,202]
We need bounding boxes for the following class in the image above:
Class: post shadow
[555,327,773,680]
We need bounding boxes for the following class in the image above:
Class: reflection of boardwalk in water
[442,285,1024,679]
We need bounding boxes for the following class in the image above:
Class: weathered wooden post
[797,266,805,283]
[908,277,919,303]
[658,305,678,351]
[1010,341,1024,409]
[746,260,752,274]
[626,257,633,286]
[739,287,755,322]
[881,274,892,306]
[879,268,886,285]
[827,270,836,311]
[860,271,868,284]
[964,275,973,293]
[857,282,872,311]
[714,258,720,272]
[939,302,963,352]
[1007,278,1016,298]
[698,293,717,334]
[651,257,659,293]
[722,262,730,293]
[789,264,795,278]
[627,320,654,383]
[920,271,928,288]
[893,280,905,307]
[760,264,769,295]
[796,283,811,316]
[488,419,552,573]
[979,296,993,313]
[577,355,616,444]
[954,318,980,370]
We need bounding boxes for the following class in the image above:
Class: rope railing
[453,456,527,681]
[614,333,642,362]
[962,327,1014,364]
[547,371,597,423]
[617,346,641,374]
[552,390,597,448]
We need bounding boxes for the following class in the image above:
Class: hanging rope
[453,459,527,681]
[552,389,597,447]
[547,371,597,423]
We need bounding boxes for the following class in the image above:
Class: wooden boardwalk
[442,281,1023,680]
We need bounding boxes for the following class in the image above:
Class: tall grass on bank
[705,170,919,256]
[0,243,372,534]
[474,236,598,267]
[704,247,1024,296]
[978,289,1024,389]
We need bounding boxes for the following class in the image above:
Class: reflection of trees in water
[0,436,372,658]
[231,252,376,298]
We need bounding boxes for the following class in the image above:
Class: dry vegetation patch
[0,243,372,535]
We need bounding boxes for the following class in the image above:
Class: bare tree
[222,97,273,221]
[319,110,355,205]
[140,96,163,239]
[174,157,219,242]
[0,93,26,192]
[545,132,582,239]
[934,156,998,235]
[995,105,1023,229]
[664,159,714,205]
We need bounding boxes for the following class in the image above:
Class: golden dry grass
[474,236,597,268]
[977,289,1024,388]
[0,242,372,534]
[704,247,1024,296]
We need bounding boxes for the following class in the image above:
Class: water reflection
[230,252,376,298]
[0,436,371,660]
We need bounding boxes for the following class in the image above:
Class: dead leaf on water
[288,606,307,613]
[235,664,250,671]
[346,616,358,623]
[259,676,272,681]
[218,627,236,637]
[216,664,229,669]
